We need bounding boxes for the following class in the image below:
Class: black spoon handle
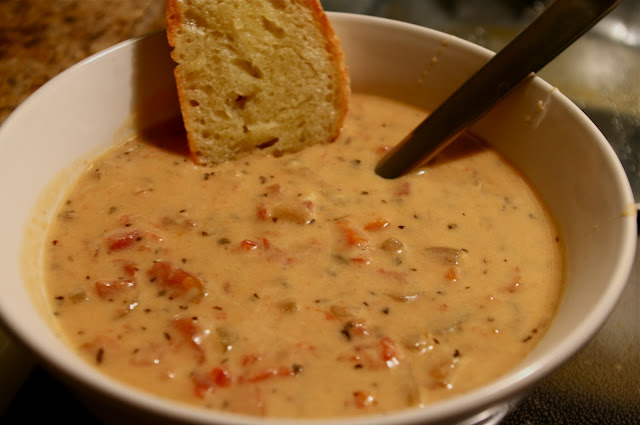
[375,0,621,179]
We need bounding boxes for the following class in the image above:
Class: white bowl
[0,12,636,425]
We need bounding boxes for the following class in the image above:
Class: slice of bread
[166,0,350,165]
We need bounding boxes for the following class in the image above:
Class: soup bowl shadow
[0,12,636,425]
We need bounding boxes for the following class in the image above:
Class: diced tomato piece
[364,219,389,231]
[148,260,204,300]
[380,337,398,367]
[192,374,213,398]
[256,204,272,221]
[122,262,138,277]
[445,267,457,281]
[376,145,391,155]
[192,368,232,398]
[95,279,136,300]
[353,390,376,408]
[170,317,206,363]
[241,239,258,250]
[336,220,368,247]
[106,230,141,251]
[171,317,199,338]
[242,354,261,366]
[210,367,232,388]
[240,238,270,251]
[350,257,370,264]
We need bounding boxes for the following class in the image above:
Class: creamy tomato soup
[44,93,563,418]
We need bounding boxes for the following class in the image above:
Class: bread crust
[165,0,181,48]
[165,0,350,165]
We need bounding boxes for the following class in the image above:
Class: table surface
[1,1,638,423]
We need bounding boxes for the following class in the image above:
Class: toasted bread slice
[166,0,350,165]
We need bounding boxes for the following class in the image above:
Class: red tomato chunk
[147,260,204,300]
[106,230,141,251]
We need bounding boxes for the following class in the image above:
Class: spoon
[375,0,621,179]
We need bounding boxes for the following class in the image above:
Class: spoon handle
[375,0,621,179]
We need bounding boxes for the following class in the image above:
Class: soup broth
[44,93,563,418]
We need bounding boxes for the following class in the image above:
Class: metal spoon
[375,0,621,179]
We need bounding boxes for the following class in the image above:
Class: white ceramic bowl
[0,13,636,425]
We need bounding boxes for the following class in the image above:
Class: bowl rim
[0,11,636,425]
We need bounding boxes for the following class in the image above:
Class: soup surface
[45,93,563,418]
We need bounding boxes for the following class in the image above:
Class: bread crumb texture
[167,0,350,165]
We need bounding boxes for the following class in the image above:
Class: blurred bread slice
[166,0,350,165]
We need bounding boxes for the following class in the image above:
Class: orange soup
[44,93,563,418]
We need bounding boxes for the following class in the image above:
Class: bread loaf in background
[166,0,350,165]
